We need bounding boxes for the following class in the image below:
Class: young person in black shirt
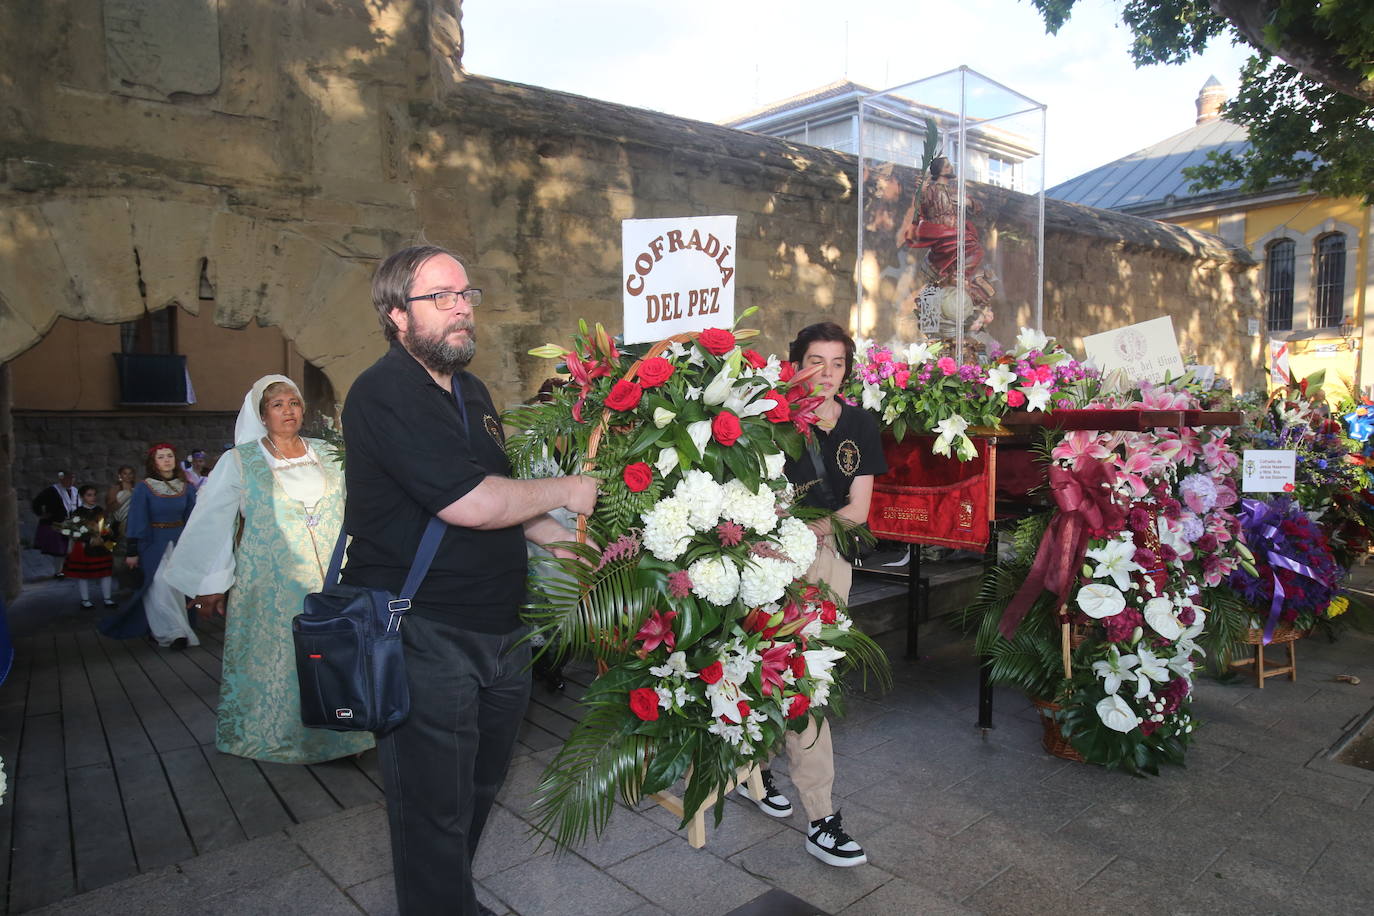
[739,321,887,867]
[343,246,596,916]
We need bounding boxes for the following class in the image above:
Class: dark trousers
[377,613,532,915]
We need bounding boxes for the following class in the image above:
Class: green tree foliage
[1030,0,1374,204]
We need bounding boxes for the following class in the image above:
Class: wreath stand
[1228,625,1304,687]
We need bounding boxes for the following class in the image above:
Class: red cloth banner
[867,434,996,550]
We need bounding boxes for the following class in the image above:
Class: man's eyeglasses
[406,288,483,309]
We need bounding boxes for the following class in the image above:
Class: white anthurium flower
[801,646,847,684]
[1021,381,1054,413]
[1091,646,1140,696]
[654,445,680,477]
[985,365,1017,394]
[1096,694,1141,733]
[905,341,936,365]
[1142,597,1183,640]
[1016,327,1050,353]
[1076,583,1127,619]
[686,419,713,454]
[702,365,737,406]
[1134,647,1171,684]
[1181,608,1206,642]
[861,382,884,412]
[652,407,676,428]
[1085,538,1143,591]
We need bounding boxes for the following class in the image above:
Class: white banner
[622,215,736,344]
[1082,316,1185,385]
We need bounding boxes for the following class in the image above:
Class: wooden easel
[647,765,765,848]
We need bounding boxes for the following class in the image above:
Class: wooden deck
[0,615,584,915]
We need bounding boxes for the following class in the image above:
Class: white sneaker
[737,769,793,817]
[806,810,867,867]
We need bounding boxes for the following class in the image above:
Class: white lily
[1165,651,1195,680]
[1096,694,1141,733]
[1021,381,1054,412]
[649,650,698,680]
[985,365,1017,394]
[687,347,705,366]
[801,646,846,684]
[1091,645,1140,696]
[686,420,712,455]
[1085,537,1143,591]
[652,407,676,428]
[685,384,704,400]
[1135,646,1171,685]
[654,445,680,477]
[702,365,737,406]
[667,341,690,360]
[1015,327,1050,353]
[723,383,774,418]
[932,414,971,459]
[905,341,936,365]
[755,354,784,385]
[705,680,750,724]
[861,382,884,412]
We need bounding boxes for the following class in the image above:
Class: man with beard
[342,245,597,916]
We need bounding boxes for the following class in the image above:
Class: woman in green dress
[165,375,373,763]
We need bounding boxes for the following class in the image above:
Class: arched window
[1265,238,1295,332]
[1313,232,1346,328]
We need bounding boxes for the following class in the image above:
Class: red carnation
[743,349,767,369]
[786,694,811,720]
[819,600,838,625]
[1005,389,1027,408]
[637,357,675,388]
[697,328,736,355]
[763,390,791,424]
[789,655,807,678]
[604,379,643,411]
[698,661,724,684]
[629,687,660,721]
[712,411,743,446]
[737,700,752,719]
[622,462,653,492]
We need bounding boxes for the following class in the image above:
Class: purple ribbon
[1238,498,1332,644]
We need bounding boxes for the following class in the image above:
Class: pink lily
[1050,430,1111,469]
[634,609,678,656]
[758,644,794,697]
[1117,451,1154,498]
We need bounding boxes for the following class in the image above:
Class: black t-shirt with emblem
[784,402,888,511]
[340,340,526,634]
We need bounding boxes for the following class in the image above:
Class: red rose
[785,694,811,720]
[763,390,791,424]
[1005,389,1026,408]
[743,349,767,369]
[698,661,724,684]
[789,655,807,678]
[779,362,796,382]
[604,379,643,411]
[622,462,653,492]
[629,687,660,721]
[712,411,743,446]
[819,600,838,625]
[737,700,752,719]
[697,328,736,355]
[637,357,675,388]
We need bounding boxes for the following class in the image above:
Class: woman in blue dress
[99,444,196,640]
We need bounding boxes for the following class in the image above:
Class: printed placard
[622,216,736,344]
[1242,449,1296,493]
[1082,316,1185,385]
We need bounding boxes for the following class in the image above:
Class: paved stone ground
[11,567,1374,915]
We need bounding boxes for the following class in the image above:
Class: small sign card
[1242,449,1296,493]
[622,215,736,344]
[1082,316,1185,385]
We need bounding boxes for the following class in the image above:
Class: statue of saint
[903,156,996,340]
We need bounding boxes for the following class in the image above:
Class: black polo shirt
[784,403,887,511]
[341,340,526,633]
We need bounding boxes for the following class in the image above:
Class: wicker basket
[1240,624,1307,645]
[1030,697,1086,763]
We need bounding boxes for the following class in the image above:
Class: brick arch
[0,197,386,394]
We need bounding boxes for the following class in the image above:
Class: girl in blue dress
[99,443,196,641]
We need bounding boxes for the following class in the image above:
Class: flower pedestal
[1228,625,1305,688]
[645,764,764,849]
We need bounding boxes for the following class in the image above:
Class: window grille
[1313,233,1346,329]
[1264,239,1294,332]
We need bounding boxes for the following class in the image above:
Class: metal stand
[905,547,930,661]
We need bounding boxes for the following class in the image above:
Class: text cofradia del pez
[625,229,735,323]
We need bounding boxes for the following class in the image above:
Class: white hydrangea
[721,479,778,534]
[641,496,694,562]
[689,555,741,605]
[673,469,725,531]
[737,556,794,607]
[776,516,818,575]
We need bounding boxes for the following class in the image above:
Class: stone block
[129,198,215,313]
[483,851,646,916]
[286,804,391,888]
[40,197,143,324]
[207,211,279,328]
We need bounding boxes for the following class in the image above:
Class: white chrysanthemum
[689,555,741,605]
[721,479,778,534]
[641,496,693,562]
[777,516,818,575]
[738,557,793,607]
[674,469,725,531]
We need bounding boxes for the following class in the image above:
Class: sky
[460,0,1254,188]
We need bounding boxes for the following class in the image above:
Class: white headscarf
[234,374,301,446]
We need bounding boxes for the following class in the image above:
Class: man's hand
[563,475,599,517]
[125,556,140,569]
[192,593,227,618]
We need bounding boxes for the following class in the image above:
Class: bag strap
[805,435,838,508]
[322,515,447,597]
